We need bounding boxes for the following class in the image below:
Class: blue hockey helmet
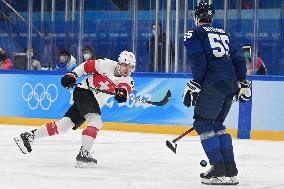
[193,2,215,23]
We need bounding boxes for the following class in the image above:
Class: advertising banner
[0,72,238,128]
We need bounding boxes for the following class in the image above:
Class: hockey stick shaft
[172,127,194,143]
[79,85,170,106]
[166,127,195,153]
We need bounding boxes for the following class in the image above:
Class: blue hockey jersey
[184,24,247,85]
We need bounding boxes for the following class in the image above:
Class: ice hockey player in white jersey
[14,51,136,168]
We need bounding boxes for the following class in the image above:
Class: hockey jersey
[184,24,247,85]
[72,58,134,108]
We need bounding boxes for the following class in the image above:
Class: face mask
[244,52,250,60]
[59,56,67,63]
[83,53,92,60]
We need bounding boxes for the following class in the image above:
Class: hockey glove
[237,80,252,103]
[114,88,128,103]
[61,72,77,89]
[182,80,202,107]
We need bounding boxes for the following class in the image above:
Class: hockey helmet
[118,51,136,68]
[193,2,215,23]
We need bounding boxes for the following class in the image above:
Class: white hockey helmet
[118,51,136,69]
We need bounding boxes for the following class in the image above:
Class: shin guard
[194,120,224,164]
[214,122,235,163]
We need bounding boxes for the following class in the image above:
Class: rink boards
[0,70,283,141]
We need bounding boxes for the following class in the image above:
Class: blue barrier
[1,70,284,139]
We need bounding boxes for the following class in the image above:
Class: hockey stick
[86,86,171,106]
[166,127,195,153]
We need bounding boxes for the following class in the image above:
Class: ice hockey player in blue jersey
[183,1,252,185]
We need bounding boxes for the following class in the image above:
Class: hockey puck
[200,160,207,167]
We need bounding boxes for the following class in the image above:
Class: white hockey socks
[34,117,75,139]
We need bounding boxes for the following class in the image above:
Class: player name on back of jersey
[203,26,225,34]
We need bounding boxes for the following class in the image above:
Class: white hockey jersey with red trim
[72,58,134,108]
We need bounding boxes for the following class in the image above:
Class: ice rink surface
[1,125,284,189]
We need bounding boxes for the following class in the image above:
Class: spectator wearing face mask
[0,47,12,70]
[55,49,77,71]
[242,45,253,75]
[83,46,95,61]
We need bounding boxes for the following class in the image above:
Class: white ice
[1,125,284,189]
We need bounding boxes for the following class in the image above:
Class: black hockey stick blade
[166,140,177,153]
[147,90,171,106]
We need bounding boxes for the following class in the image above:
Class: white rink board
[1,125,284,189]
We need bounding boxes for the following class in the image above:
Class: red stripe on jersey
[84,60,97,73]
[82,126,99,139]
[117,83,132,94]
[66,72,77,78]
[46,122,59,136]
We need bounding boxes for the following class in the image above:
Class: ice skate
[75,147,97,168]
[14,130,35,154]
[200,162,237,185]
[225,161,239,185]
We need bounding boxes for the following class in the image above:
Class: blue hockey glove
[237,80,252,103]
[182,80,202,107]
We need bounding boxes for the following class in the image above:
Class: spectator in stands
[54,49,77,71]
[0,47,12,69]
[24,48,41,70]
[256,51,267,75]
[43,32,54,70]
[83,46,96,61]
[242,45,253,75]
[243,45,267,75]
[146,22,174,72]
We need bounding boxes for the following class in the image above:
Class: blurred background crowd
[0,0,283,75]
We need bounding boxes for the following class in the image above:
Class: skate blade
[228,177,239,185]
[201,177,238,185]
[75,161,97,168]
[14,137,28,154]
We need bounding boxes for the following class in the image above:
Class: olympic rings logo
[22,83,58,110]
